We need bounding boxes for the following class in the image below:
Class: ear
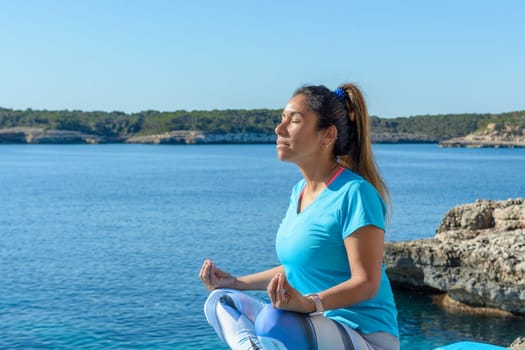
[321,125,337,147]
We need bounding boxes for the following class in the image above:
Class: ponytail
[336,84,391,216]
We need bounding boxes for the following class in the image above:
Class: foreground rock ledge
[385,198,525,316]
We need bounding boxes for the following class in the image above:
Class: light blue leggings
[204,289,400,350]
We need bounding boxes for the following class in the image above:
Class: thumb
[279,273,295,294]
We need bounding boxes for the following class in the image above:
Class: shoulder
[336,170,387,236]
[336,170,379,196]
[334,169,385,213]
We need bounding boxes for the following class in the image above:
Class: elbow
[360,278,381,300]
[367,282,380,299]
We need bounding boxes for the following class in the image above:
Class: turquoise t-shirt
[275,169,399,337]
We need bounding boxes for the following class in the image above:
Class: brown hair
[293,84,391,214]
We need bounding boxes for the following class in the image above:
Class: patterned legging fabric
[204,289,399,350]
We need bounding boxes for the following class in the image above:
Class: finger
[266,274,277,295]
[200,261,214,288]
[199,260,206,277]
[280,273,290,288]
[210,263,220,284]
[276,273,285,297]
[277,274,290,303]
[199,260,209,282]
[266,274,279,303]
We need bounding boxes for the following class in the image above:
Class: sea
[0,144,524,349]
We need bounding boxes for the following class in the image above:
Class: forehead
[283,94,309,115]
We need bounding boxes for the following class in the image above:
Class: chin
[276,154,294,164]
[276,152,288,162]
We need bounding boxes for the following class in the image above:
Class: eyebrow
[282,110,305,118]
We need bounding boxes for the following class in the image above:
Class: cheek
[291,124,315,138]
[296,128,322,145]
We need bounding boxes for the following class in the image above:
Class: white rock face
[384,198,525,316]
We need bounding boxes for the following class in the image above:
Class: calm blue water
[1,144,524,349]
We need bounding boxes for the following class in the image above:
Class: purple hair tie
[333,88,346,102]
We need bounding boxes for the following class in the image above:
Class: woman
[199,84,399,350]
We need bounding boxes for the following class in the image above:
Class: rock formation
[510,337,525,350]
[0,128,277,144]
[384,198,525,316]
[125,131,276,144]
[440,122,525,148]
[0,127,102,144]
[372,132,438,143]
[1,128,443,144]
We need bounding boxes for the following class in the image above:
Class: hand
[199,259,237,290]
[266,273,315,314]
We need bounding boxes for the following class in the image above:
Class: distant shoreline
[0,127,443,145]
[2,106,524,147]
[4,116,525,148]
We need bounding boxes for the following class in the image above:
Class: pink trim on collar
[326,167,345,187]
[299,167,345,202]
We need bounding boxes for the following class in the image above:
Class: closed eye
[282,111,304,123]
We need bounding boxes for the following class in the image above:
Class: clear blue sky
[1,0,523,118]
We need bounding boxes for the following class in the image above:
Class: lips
[276,139,290,147]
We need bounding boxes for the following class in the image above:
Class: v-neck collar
[296,167,345,214]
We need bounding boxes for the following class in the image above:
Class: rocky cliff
[372,132,438,143]
[125,131,276,144]
[0,128,277,144]
[1,127,438,144]
[0,127,103,144]
[440,122,525,148]
[385,198,525,316]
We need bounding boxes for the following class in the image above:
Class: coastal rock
[125,130,206,144]
[0,127,102,144]
[2,127,444,145]
[510,337,525,350]
[199,132,276,144]
[0,127,28,143]
[384,198,525,316]
[372,132,438,143]
[1,127,444,145]
[125,131,276,144]
[126,131,439,144]
[440,122,525,148]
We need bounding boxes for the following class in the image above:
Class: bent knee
[254,305,313,348]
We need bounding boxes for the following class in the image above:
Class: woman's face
[275,94,326,164]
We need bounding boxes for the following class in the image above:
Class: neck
[296,158,343,213]
[300,160,341,192]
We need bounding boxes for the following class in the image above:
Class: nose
[275,120,287,136]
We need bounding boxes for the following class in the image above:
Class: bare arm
[199,259,283,291]
[268,225,384,313]
[234,265,284,290]
[317,225,384,310]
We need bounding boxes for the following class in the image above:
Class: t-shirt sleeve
[340,180,386,239]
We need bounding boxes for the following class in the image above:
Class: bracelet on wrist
[305,293,324,316]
